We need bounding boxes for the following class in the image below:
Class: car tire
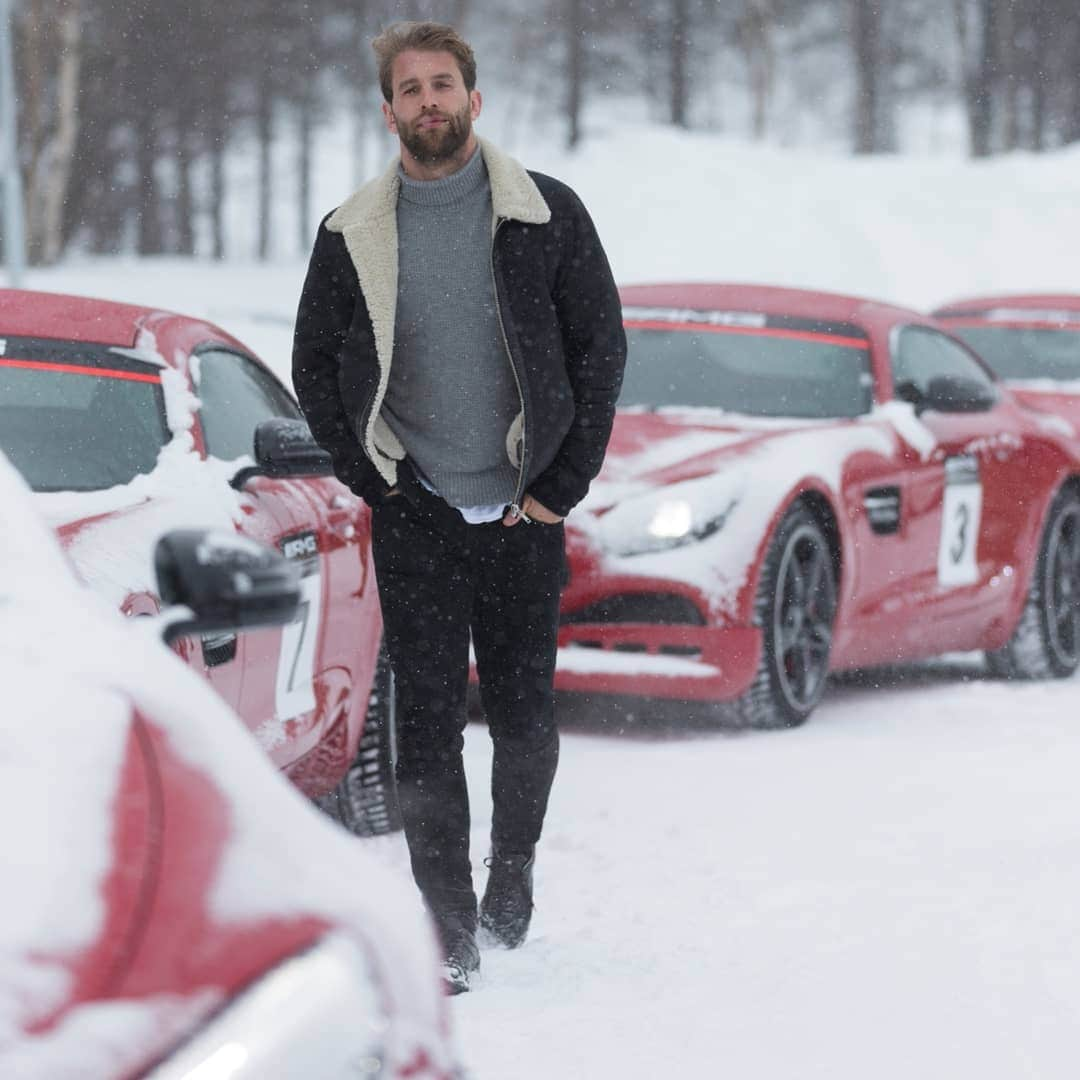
[327,643,403,837]
[726,504,837,730]
[985,489,1080,680]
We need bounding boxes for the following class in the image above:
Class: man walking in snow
[291,21,625,993]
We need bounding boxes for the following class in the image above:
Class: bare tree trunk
[257,71,273,261]
[176,132,195,255]
[999,1,1020,150]
[1029,2,1050,151]
[1069,22,1080,144]
[954,0,998,157]
[207,104,226,259]
[739,0,775,140]
[565,0,584,149]
[17,0,43,262]
[298,89,313,253]
[16,0,72,264]
[670,0,689,128]
[448,0,470,27]
[39,1,81,263]
[851,0,881,154]
[134,115,163,254]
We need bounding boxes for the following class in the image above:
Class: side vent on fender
[864,487,901,535]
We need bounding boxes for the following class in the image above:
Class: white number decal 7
[274,569,322,720]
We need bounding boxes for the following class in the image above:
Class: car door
[193,346,357,770]
[888,326,1020,651]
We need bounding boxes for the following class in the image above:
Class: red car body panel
[0,289,379,798]
[556,284,1080,705]
[1,451,458,1078]
[30,715,328,1047]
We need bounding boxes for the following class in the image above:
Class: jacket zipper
[490,217,528,513]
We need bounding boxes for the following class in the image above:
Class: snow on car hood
[570,408,900,616]
[0,455,453,1077]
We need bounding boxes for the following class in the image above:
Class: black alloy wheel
[987,490,1080,680]
[772,518,838,715]
[728,504,838,729]
[1041,497,1080,674]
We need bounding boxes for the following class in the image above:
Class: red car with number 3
[556,284,1080,726]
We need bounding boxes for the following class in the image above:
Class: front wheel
[986,490,1080,680]
[726,505,837,730]
[324,644,402,837]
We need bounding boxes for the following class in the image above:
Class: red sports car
[0,289,395,834]
[557,284,1080,727]
[0,453,460,1079]
[934,293,1080,432]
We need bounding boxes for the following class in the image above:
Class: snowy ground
[8,129,1080,1077]
[444,661,1080,1079]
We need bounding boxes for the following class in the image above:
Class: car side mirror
[154,529,301,646]
[230,418,333,489]
[894,379,926,414]
[922,374,997,414]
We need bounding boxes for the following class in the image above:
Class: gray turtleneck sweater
[381,148,521,508]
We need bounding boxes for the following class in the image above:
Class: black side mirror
[894,379,926,413]
[154,529,301,645]
[230,418,333,489]
[922,374,997,414]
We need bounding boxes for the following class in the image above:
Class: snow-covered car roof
[0,288,253,355]
[619,281,939,333]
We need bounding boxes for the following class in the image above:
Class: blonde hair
[372,21,477,103]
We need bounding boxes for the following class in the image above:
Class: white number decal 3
[274,566,322,720]
[938,473,982,587]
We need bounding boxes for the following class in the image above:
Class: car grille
[561,593,706,627]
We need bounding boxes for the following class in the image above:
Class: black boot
[433,910,480,995]
[479,848,535,949]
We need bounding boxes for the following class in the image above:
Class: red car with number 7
[0,289,397,832]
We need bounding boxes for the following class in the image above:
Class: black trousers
[370,473,562,920]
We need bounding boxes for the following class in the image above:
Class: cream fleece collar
[326,137,551,234]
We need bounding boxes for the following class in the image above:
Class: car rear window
[950,325,1080,382]
[620,308,873,419]
[0,337,169,492]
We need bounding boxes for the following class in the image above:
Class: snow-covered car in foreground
[934,293,1080,433]
[0,289,396,836]
[0,453,459,1079]
[557,283,1080,727]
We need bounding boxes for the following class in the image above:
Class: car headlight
[146,933,390,1079]
[601,496,737,557]
[647,499,694,541]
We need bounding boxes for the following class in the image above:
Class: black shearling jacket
[291,138,626,519]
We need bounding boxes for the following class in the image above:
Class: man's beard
[396,104,473,165]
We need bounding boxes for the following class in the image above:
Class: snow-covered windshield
[0,339,169,492]
[619,313,873,419]
[951,326,1080,382]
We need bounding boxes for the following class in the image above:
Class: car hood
[584,409,844,512]
[566,408,901,619]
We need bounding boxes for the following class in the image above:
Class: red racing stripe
[0,357,162,383]
[623,319,868,349]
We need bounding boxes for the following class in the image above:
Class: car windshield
[0,339,169,492]
[950,325,1080,382]
[619,310,874,418]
